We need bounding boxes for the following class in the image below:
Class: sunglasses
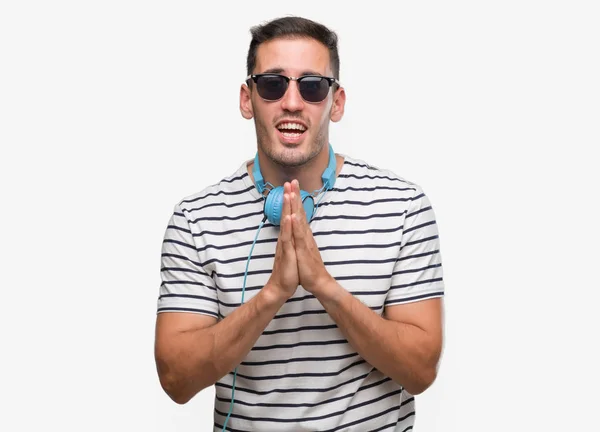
[246,73,341,103]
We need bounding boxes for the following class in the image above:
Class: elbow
[156,356,200,405]
[403,367,438,396]
[158,371,196,405]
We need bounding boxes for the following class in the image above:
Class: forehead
[254,37,331,75]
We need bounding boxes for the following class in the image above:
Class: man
[154,16,445,431]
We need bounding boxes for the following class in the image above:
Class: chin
[268,139,313,167]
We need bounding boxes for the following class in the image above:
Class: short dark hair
[246,16,340,80]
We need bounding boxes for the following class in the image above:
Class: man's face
[241,37,344,168]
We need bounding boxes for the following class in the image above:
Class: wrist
[310,274,343,303]
[261,282,292,307]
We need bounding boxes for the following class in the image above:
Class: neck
[249,145,342,194]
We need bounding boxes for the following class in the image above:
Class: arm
[154,283,287,404]
[288,179,444,394]
[311,279,443,394]
[156,185,299,404]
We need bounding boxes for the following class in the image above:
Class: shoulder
[173,160,255,213]
[337,153,422,193]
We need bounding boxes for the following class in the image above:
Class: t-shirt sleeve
[386,185,445,306]
[156,203,219,318]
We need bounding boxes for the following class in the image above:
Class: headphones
[252,143,337,225]
[221,144,337,431]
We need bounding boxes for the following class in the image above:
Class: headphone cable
[221,215,267,431]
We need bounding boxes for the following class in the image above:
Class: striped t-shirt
[157,152,445,431]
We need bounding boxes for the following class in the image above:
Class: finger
[290,185,299,217]
[290,180,309,230]
[280,194,292,242]
[291,212,307,247]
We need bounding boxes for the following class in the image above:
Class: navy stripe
[392,263,442,275]
[312,211,406,222]
[193,223,273,238]
[324,257,398,266]
[351,289,387,295]
[337,274,393,281]
[251,339,347,352]
[274,309,327,319]
[390,277,444,290]
[262,323,338,336]
[214,269,272,279]
[403,220,436,234]
[404,235,439,248]
[343,160,380,170]
[157,306,217,317]
[406,205,432,219]
[166,224,191,234]
[319,240,402,251]
[410,192,425,202]
[161,252,203,269]
[338,173,412,184]
[163,238,196,250]
[161,280,216,290]
[198,237,276,253]
[322,404,405,432]
[202,253,274,267]
[319,197,417,207]
[160,266,207,276]
[396,249,439,262]
[189,209,264,223]
[332,185,416,193]
[215,371,370,396]
[241,352,358,367]
[231,359,366,381]
[219,173,249,184]
[217,284,265,294]
[159,293,217,303]
[385,291,444,305]
[314,225,403,237]
[183,195,261,213]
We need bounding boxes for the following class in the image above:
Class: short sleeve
[386,185,445,306]
[157,203,219,318]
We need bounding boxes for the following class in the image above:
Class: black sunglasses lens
[299,76,330,102]
[256,75,287,100]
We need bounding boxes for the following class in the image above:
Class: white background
[1,1,599,431]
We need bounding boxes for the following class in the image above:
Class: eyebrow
[261,67,324,76]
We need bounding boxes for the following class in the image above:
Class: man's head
[240,16,346,168]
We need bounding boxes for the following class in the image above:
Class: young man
[155,16,445,431]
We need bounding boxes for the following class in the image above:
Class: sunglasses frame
[245,73,342,103]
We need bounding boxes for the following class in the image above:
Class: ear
[330,86,346,122]
[240,83,254,120]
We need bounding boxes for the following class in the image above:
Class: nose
[280,80,305,112]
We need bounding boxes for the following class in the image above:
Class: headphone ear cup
[264,186,284,225]
[300,190,315,222]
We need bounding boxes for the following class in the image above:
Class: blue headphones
[252,144,337,225]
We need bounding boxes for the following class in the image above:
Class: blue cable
[221,216,267,431]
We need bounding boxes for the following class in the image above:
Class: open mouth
[276,121,307,143]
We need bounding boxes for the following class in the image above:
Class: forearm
[314,278,440,394]
[159,283,286,403]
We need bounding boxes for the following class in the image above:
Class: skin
[154,36,443,405]
[239,36,346,193]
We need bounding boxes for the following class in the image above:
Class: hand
[266,182,299,301]
[290,179,333,293]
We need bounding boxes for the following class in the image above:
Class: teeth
[278,122,306,131]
